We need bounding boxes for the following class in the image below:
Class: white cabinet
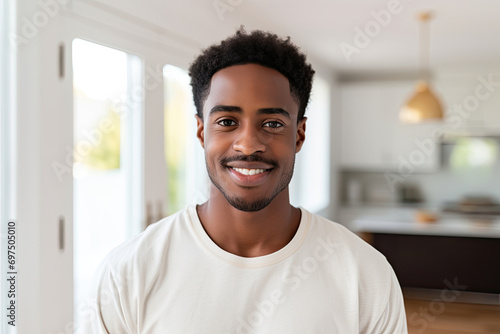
[340,81,441,172]
[340,83,390,169]
[482,93,500,131]
[434,72,500,133]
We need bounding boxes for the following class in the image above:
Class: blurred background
[1,0,499,333]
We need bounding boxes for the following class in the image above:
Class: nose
[232,123,267,155]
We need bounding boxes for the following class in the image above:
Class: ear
[195,114,205,149]
[295,117,307,153]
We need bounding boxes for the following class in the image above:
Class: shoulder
[303,209,395,303]
[87,207,193,321]
[303,209,407,333]
[83,207,194,332]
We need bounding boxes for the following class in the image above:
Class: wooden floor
[405,298,500,334]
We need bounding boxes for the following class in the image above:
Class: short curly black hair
[188,28,315,123]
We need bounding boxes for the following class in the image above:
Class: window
[450,137,499,170]
[290,76,331,213]
[163,65,208,215]
[72,39,143,330]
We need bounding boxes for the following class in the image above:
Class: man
[84,29,408,333]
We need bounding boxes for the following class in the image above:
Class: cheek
[270,142,296,162]
[203,133,231,162]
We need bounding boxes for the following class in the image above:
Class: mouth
[226,166,274,186]
[230,167,272,176]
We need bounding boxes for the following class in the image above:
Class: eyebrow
[209,105,291,120]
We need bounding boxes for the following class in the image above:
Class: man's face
[195,63,306,212]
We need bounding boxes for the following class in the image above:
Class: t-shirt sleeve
[78,257,134,334]
[369,264,408,334]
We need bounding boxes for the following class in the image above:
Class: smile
[226,166,273,186]
[231,167,267,175]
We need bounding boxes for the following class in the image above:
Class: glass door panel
[72,38,143,329]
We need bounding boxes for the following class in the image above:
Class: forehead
[203,64,298,118]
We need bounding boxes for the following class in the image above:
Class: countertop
[353,214,500,238]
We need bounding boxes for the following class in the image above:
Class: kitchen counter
[353,213,500,295]
[353,215,500,238]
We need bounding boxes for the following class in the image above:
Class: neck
[196,186,301,257]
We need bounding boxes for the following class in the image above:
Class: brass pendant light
[400,12,444,123]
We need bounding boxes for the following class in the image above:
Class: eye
[263,121,284,129]
[217,119,237,127]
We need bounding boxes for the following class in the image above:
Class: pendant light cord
[419,12,431,81]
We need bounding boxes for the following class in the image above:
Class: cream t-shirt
[81,205,408,333]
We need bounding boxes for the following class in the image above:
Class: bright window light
[290,76,331,213]
[163,65,208,215]
[450,138,499,170]
[72,38,143,331]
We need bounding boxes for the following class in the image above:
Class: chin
[225,195,273,212]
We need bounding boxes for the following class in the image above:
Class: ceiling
[94,0,500,75]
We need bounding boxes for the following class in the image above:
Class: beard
[205,155,295,212]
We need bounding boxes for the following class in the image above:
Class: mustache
[220,154,278,168]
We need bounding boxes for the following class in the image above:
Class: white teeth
[232,167,266,176]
